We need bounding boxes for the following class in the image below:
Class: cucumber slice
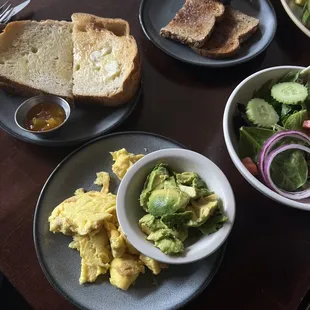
[246,98,279,128]
[271,82,308,104]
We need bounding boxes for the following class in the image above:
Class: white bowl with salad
[224,65,310,210]
[281,0,310,38]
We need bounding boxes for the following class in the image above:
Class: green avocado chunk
[138,163,228,256]
[139,163,170,211]
[155,238,184,255]
[176,172,211,198]
[139,214,166,235]
[186,194,218,227]
[161,211,193,227]
[199,213,228,236]
[147,229,184,255]
[147,188,190,217]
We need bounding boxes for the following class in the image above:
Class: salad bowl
[223,66,310,210]
[281,0,310,38]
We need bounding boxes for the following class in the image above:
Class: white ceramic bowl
[223,65,310,210]
[281,0,310,38]
[116,148,235,264]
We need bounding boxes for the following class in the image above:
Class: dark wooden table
[1,0,310,309]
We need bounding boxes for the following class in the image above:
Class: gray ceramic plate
[34,132,225,310]
[0,86,141,147]
[140,0,277,67]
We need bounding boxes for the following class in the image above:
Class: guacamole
[138,163,228,255]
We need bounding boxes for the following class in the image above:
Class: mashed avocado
[138,164,228,255]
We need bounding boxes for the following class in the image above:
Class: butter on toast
[0,20,73,101]
[160,0,225,48]
[193,7,259,58]
[71,13,141,107]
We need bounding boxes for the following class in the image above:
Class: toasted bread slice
[0,20,73,101]
[160,0,225,48]
[193,7,259,58]
[71,13,141,107]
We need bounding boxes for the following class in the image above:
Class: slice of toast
[71,13,141,107]
[160,0,225,48]
[0,20,73,101]
[192,7,259,58]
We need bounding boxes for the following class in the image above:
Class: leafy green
[252,79,273,99]
[278,70,301,83]
[281,104,302,120]
[271,150,308,191]
[304,82,310,113]
[239,126,275,161]
[238,126,308,191]
[283,109,308,130]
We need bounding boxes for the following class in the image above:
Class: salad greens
[283,109,308,131]
[295,0,310,28]
[237,67,310,193]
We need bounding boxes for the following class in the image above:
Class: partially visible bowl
[116,148,235,264]
[14,95,71,137]
[281,0,310,38]
[223,65,310,210]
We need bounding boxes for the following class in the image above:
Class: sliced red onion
[258,130,310,183]
[263,143,310,200]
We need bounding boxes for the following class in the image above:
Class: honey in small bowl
[25,103,66,132]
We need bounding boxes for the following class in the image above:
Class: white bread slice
[71,13,141,107]
[0,20,73,101]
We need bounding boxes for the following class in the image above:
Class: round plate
[139,0,277,67]
[281,0,310,38]
[0,86,141,147]
[34,132,225,310]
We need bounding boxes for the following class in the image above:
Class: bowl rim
[280,0,310,38]
[14,94,71,134]
[116,148,236,264]
[223,65,310,211]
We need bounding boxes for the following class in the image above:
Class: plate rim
[33,131,226,310]
[0,84,142,147]
[139,0,277,68]
[280,0,310,38]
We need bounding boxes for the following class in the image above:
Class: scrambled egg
[94,171,110,194]
[48,191,115,235]
[110,254,145,291]
[48,148,167,290]
[69,229,112,284]
[110,148,144,180]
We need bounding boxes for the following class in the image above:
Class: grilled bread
[160,0,225,48]
[71,13,141,106]
[0,20,73,101]
[193,7,259,58]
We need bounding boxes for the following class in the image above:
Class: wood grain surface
[1,0,310,309]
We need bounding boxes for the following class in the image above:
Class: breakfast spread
[48,148,167,290]
[138,163,228,255]
[0,13,141,106]
[236,67,310,200]
[295,0,310,28]
[25,102,66,131]
[160,0,259,59]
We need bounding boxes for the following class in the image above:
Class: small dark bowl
[14,95,71,137]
